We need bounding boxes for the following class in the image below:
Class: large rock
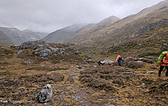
[127,61,146,68]
[160,43,168,51]
[19,41,46,49]
[36,84,53,103]
[18,41,84,62]
[32,44,45,52]
[19,41,54,59]
[39,48,52,59]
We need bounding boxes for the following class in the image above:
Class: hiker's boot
[158,73,161,77]
[158,74,161,77]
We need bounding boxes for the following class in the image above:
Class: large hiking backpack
[116,55,121,61]
[158,51,168,63]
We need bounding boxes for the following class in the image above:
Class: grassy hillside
[101,20,168,58]
[67,1,168,59]
[75,4,168,59]
[0,44,168,105]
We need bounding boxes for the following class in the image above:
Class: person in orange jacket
[116,55,124,66]
[159,53,168,77]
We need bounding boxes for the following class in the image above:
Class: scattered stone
[86,59,94,63]
[120,72,133,75]
[24,59,34,64]
[147,71,154,74]
[17,50,23,54]
[75,50,81,55]
[36,84,53,103]
[160,43,168,51]
[41,64,45,67]
[54,65,59,69]
[138,83,146,88]
[49,47,60,52]
[33,44,44,52]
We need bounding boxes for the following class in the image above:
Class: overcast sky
[0,0,165,33]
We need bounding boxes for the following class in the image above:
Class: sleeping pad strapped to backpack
[158,51,168,63]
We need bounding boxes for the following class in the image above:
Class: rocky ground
[0,42,168,106]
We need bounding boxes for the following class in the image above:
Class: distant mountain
[96,16,120,28]
[0,31,17,46]
[42,24,87,43]
[68,16,120,44]
[0,27,48,44]
[22,29,47,41]
[43,16,120,44]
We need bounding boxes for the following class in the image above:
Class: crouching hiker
[116,55,124,66]
[158,51,168,77]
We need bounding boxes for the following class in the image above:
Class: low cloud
[0,0,164,33]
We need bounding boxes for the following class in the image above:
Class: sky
[0,0,165,33]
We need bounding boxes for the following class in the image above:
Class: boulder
[124,57,134,62]
[19,41,46,49]
[49,47,60,52]
[160,43,168,51]
[39,48,52,59]
[32,44,44,52]
[127,61,146,68]
[36,84,53,103]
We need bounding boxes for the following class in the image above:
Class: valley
[0,42,167,106]
[0,0,168,106]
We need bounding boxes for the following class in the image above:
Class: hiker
[116,55,124,66]
[158,51,168,77]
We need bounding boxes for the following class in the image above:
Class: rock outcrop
[36,84,53,103]
[132,19,168,37]
[17,41,85,63]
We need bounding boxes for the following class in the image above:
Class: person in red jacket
[159,53,168,77]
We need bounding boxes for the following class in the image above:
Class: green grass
[138,51,161,57]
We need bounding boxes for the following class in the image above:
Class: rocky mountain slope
[71,0,168,57]
[42,24,87,44]
[0,27,47,45]
[42,16,120,44]
[0,31,17,46]
[42,0,168,59]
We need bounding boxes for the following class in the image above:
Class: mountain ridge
[0,31,17,46]
[0,27,48,45]
[42,16,120,44]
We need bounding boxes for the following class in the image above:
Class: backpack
[116,55,121,61]
[158,51,168,63]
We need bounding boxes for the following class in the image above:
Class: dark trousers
[158,66,168,77]
[118,63,121,66]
